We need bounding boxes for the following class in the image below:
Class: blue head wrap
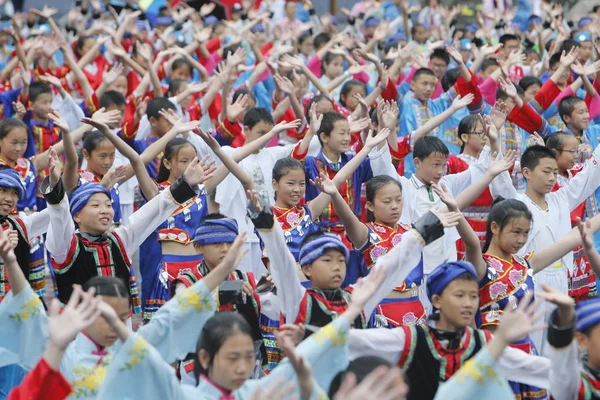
[69,183,111,217]
[465,24,478,33]
[528,15,543,27]
[427,261,477,304]
[577,31,592,43]
[193,218,239,245]
[579,17,593,29]
[387,32,407,44]
[459,38,473,51]
[136,20,147,31]
[155,16,174,27]
[251,23,265,33]
[0,169,24,200]
[576,297,600,332]
[204,15,219,26]
[299,234,349,267]
[364,17,380,28]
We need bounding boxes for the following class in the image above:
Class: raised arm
[47,111,81,192]
[577,217,600,278]
[411,94,474,143]
[60,42,93,100]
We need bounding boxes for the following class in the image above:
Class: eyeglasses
[469,130,486,137]
[558,149,581,156]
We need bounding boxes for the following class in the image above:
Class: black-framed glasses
[469,130,486,137]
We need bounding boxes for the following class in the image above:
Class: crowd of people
[1,0,600,398]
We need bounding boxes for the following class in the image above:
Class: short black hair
[313,32,331,50]
[413,68,436,82]
[232,87,256,105]
[481,58,500,72]
[558,95,586,123]
[99,90,126,109]
[146,97,177,120]
[545,131,573,152]
[519,76,542,92]
[559,40,581,54]
[317,112,347,146]
[171,58,193,74]
[329,357,395,398]
[549,52,562,70]
[521,144,557,172]
[411,23,427,36]
[222,43,243,60]
[199,213,228,224]
[29,82,52,103]
[499,33,521,45]
[242,107,274,129]
[413,136,449,161]
[496,85,523,102]
[430,48,450,65]
[441,68,461,92]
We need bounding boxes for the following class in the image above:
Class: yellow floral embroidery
[71,356,112,398]
[177,289,213,312]
[313,323,347,347]
[9,296,42,321]
[120,336,149,371]
[454,359,499,386]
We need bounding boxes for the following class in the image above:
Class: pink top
[480,77,499,106]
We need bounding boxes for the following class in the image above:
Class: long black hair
[82,276,131,306]
[365,176,402,223]
[482,197,532,252]
[457,114,481,153]
[193,312,253,383]
[156,138,195,183]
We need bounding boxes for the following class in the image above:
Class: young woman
[480,198,600,399]
[96,257,387,400]
[1,216,249,399]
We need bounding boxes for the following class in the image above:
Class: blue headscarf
[0,168,25,200]
[69,183,111,217]
[193,218,239,245]
[576,297,600,332]
[427,261,477,305]
[299,234,349,267]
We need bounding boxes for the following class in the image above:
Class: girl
[0,214,248,400]
[480,198,600,399]
[96,257,386,400]
[338,79,366,117]
[546,132,595,301]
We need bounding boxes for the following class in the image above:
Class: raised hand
[309,103,323,135]
[38,73,63,89]
[103,63,125,86]
[347,63,363,76]
[571,60,600,77]
[158,108,182,127]
[12,101,26,120]
[80,116,110,132]
[445,46,464,64]
[48,111,70,132]
[481,114,499,144]
[91,108,122,127]
[195,128,220,151]
[364,128,392,150]
[577,217,595,250]
[0,227,17,262]
[349,117,371,133]
[278,323,306,346]
[505,49,525,67]
[216,232,248,275]
[200,2,216,17]
[488,150,517,176]
[349,267,385,311]
[183,156,212,186]
[275,329,314,399]
[272,119,302,135]
[47,146,61,187]
[226,94,250,122]
[489,99,509,130]
[273,74,294,95]
[48,285,101,351]
[310,171,337,195]
[186,81,210,95]
[451,93,475,111]
[498,77,518,99]
[560,47,580,68]
[380,101,399,130]
[332,365,407,400]
[172,120,201,135]
[352,93,369,118]
[531,131,545,146]
[100,165,128,189]
[495,291,544,344]
[479,44,504,57]
[431,209,462,227]
[431,182,459,212]
[227,47,247,67]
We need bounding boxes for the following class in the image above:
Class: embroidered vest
[273,205,319,261]
[580,367,600,400]
[398,325,490,400]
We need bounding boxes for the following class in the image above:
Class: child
[20,82,61,158]
[369,132,495,276]
[347,261,552,400]
[490,144,600,353]
[547,132,595,301]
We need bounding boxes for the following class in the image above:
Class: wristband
[412,211,445,245]
[170,175,200,204]
[41,177,66,205]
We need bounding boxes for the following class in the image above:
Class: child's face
[150,114,174,136]
[368,182,403,226]
[200,333,255,391]
[299,37,313,57]
[0,127,28,163]
[501,40,521,59]
[459,49,471,63]
[523,84,541,104]
[414,151,447,184]
[31,93,53,120]
[460,121,488,154]
[324,55,344,79]
[411,74,437,102]
[285,2,296,18]
[523,157,558,195]
[525,52,540,66]
[172,82,191,108]
[244,121,274,146]
[580,41,594,63]
[272,167,305,207]
[480,65,499,80]
[555,135,580,172]
[320,120,351,155]
[491,216,530,255]
[84,139,116,177]
[576,325,600,368]
[79,37,95,57]
[85,295,129,348]
[171,65,192,81]
[108,75,128,98]
[105,104,125,129]
[413,26,430,44]
[74,193,114,235]
[364,26,377,38]
[195,241,234,268]
[302,248,346,290]
[0,186,19,216]
[430,57,449,80]
[565,101,591,130]
[341,85,366,111]
[315,98,335,115]
[431,279,478,330]
[163,144,196,181]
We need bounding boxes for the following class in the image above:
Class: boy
[255,196,451,334]
[298,112,372,285]
[429,48,450,99]
[369,134,494,276]
[192,107,307,276]
[490,143,600,353]
[347,261,551,400]
[20,82,61,158]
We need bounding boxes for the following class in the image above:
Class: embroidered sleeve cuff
[170,176,199,204]
[547,309,575,349]
[412,211,444,246]
[40,177,66,205]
